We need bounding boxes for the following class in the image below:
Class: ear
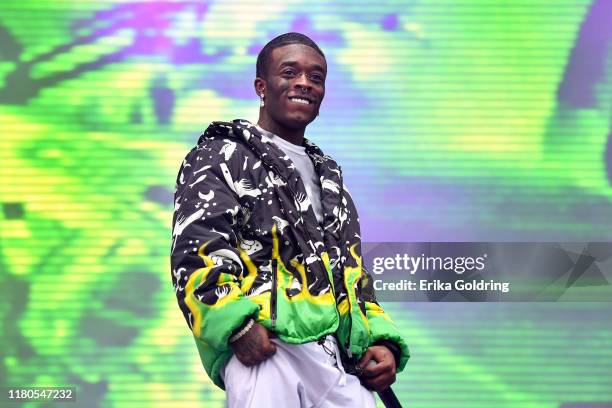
[254,77,266,96]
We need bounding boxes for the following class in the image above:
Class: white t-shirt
[256,125,324,225]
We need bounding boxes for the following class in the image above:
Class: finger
[362,376,383,392]
[263,341,277,358]
[364,374,393,392]
[244,353,265,366]
[236,348,264,367]
[363,361,391,378]
[237,354,255,367]
[357,349,375,369]
[253,340,276,362]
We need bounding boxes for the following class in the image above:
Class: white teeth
[290,97,310,105]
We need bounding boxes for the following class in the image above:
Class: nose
[294,72,311,91]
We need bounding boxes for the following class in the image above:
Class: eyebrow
[278,60,326,73]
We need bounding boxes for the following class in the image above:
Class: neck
[257,115,305,146]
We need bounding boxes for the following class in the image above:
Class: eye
[310,73,324,83]
[282,69,296,76]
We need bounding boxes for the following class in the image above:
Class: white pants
[221,335,376,408]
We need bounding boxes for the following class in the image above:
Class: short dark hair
[256,32,326,79]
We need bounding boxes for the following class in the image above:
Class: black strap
[378,387,403,408]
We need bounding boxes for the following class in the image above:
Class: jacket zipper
[336,167,354,357]
[266,162,340,325]
[271,258,278,329]
[270,164,342,286]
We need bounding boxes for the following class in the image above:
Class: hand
[229,322,277,367]
[357,345,397,392]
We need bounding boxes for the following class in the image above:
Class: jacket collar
[198,119,342,187]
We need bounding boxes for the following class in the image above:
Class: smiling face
[256,43,327,132]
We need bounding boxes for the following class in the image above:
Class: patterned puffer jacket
[170,119,409,389]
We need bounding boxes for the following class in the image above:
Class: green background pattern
[1,1,611,407]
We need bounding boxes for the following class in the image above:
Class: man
[171,32,409,407]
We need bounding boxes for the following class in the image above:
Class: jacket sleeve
[170,144,260,351]
[360,265,410,372]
